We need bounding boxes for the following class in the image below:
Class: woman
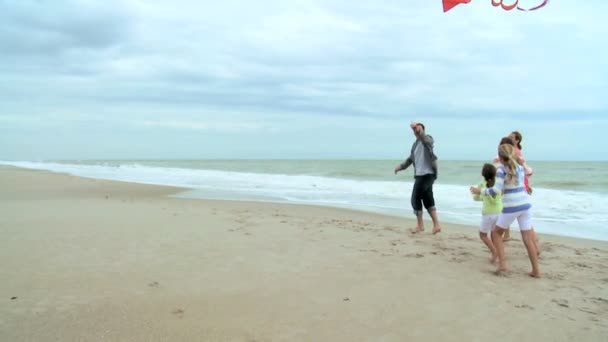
[494,137,529,242]
[471,144,540,277]
[503,133,540,252]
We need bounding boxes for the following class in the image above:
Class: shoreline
[1,166,607,341]
[4,164,607,244]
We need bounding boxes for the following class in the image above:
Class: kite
[442,0,471,12]
[442,0,549,12]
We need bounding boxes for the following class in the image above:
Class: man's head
[411,122,425,137]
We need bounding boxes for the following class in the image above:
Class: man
[394,122,441,234]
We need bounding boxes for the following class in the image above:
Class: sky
[1,0,607,161]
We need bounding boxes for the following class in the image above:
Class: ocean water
[2,159,607,241]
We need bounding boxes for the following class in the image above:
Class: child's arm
[472,181,484,201]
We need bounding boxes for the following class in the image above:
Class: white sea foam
[3,161,607,241]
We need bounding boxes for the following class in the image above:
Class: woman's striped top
[482,163,531,213]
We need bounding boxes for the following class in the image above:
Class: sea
[2,159,607,242]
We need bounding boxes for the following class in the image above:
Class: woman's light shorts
[480,214,499,234]
[496,210,533,231]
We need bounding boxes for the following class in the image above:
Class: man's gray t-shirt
[414,140,435,176]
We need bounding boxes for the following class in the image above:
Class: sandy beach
[1,166,607,342]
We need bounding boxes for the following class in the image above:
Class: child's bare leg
[409,214,425,233]
[480,232,497,263]
[521,230,540,278]
[492,227,507,273]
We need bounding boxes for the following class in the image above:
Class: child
[472,163,502,263]
[471,144,540,277]
[509,131,533,195]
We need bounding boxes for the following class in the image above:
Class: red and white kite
[442,0,549,12]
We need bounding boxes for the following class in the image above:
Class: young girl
[471,144,540,277]
[472,163,502,264]
[509,131,533,195]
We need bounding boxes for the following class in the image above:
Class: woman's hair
[499,137,515,146]
[510,131,523,150]
[481,163,496,188]
[498,144,519,185]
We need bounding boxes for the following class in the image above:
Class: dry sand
[1,166,607,341]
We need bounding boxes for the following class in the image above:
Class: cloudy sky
[1,0,607,161]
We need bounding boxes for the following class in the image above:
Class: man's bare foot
[409,227,424,234]
[432,226,441,235]
[528,271,541,278]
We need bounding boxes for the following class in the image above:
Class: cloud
[1,0,131,73]
[138,119,275,133]
[1,0,607,160]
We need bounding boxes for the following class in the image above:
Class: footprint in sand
[577,307,598,315]
[552,299,569,308]
[172,308,185,318]
[540,243,554,252]
[383,225,400,232]
[590,297,608,305]
[544,272,566,281]
[447,251,473,263]
[404,253,424,258]
[359,249,379,254]
[449,257,466,263]
[492,270,512,278]
[432,242,454,250]
[514,304,534,310]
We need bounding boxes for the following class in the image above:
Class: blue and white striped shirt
[483,164,531,214]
